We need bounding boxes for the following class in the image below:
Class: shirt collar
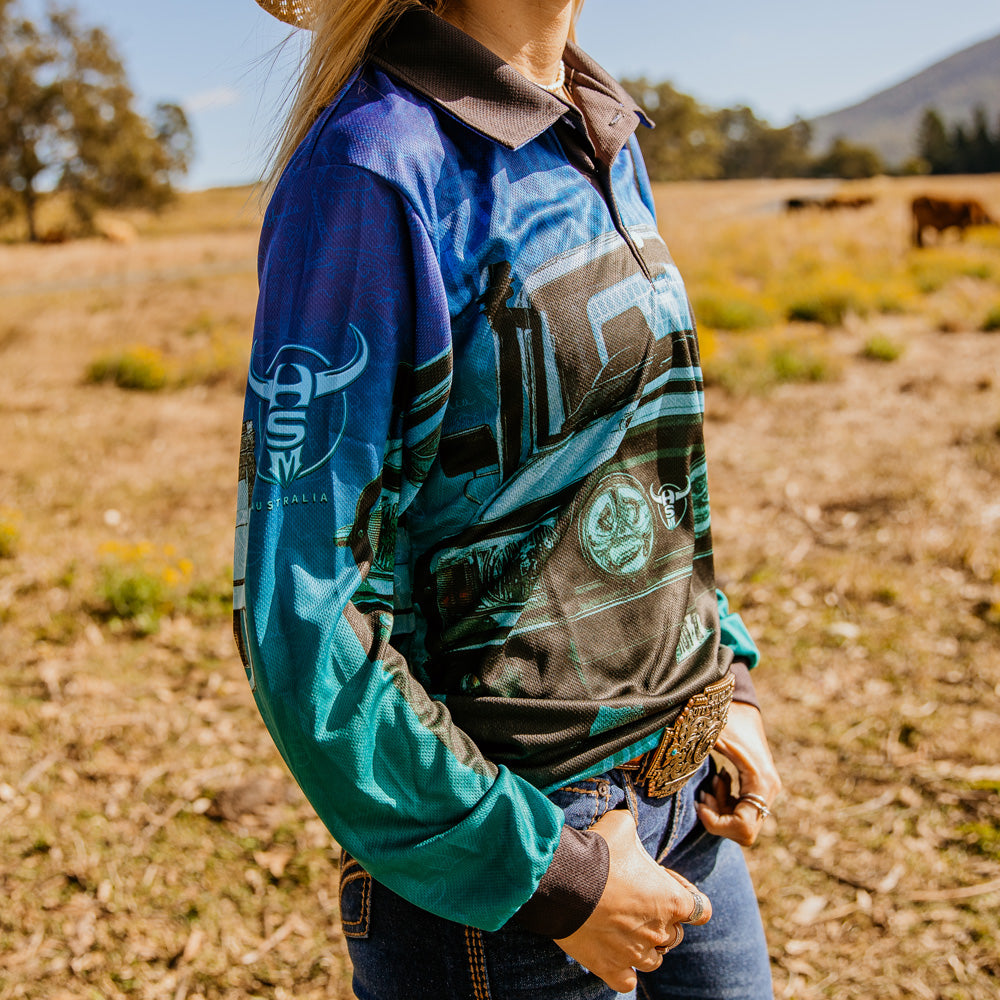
[370,7,649,165]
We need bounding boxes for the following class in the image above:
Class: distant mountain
[808,32,1000,167]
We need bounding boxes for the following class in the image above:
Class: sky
[24,0,1000,190]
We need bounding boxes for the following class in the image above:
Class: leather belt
[617,673,735,798]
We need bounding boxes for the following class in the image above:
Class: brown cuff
[509,825,609,938]
[730,658,760,711]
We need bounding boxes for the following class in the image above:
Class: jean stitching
[637,975,653,1000]
[340,870,371,938]
[670,785,692,856]
[561,780,603,829]
[464,926,490,1000]
[659,763,709,862]
[622,775,640,823]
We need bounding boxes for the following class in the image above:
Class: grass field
[1,174,999,1000]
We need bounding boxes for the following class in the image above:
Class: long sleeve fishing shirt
[233,7,759,937]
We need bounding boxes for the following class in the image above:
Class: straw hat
[255,1,312,27]
[255,0,437,27]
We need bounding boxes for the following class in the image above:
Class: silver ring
[686,891,706,923]
[739,793,772,821]
[654,925,681,953]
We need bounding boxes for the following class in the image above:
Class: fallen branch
[904,876,1000,903]
[793,855,1000,904]
[240,913,309,965]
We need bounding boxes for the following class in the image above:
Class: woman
[233,1,782,996]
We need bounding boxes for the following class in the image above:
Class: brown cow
[785,195,874,213]
[911,195,996,248]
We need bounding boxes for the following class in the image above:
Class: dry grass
[1,177,1000,999]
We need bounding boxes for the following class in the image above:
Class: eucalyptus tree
[0,0,192,241]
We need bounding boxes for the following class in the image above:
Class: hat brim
[255,1,311,27]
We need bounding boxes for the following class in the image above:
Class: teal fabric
[717,589,760,669]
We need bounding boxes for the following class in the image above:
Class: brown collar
[370,7,649,167]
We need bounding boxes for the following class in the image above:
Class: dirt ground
[1,176,999,1000]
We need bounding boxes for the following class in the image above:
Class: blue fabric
[232,45,761,931]
[343,760,773,999]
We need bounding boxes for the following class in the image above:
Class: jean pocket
[548,774,624,831]
[339,851,372,939]
[658,756,714,863]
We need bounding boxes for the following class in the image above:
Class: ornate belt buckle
[637,673,736,798]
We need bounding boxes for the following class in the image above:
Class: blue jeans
[342,758,773,999]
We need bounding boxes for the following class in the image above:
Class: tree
[968,105,997,174]
[716,106,812,179]
[949,122,974,175]
[0,0,192,241]
[811,137,884,179]
[622,78,724,181]
[916,108,952,174]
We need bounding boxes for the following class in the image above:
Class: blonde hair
[266,0,586,191]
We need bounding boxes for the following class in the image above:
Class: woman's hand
[554,809,712,994]
[696,702,781,847]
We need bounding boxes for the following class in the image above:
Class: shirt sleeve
[232,162,567,932]
[716,588,760,670]
[716,588,761,709]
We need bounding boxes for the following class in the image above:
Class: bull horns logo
[248,326,369,486]
[649,477,691,531]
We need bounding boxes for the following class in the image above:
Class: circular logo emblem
[579,473,655,577]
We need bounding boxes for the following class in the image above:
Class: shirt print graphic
[415,224,715,711]
[247,327,369,487]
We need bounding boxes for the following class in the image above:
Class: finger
[685,890,709,925]
[698,787,724,814]
[713,768,734,801]
[696,802,758,847]
[662,871,713,925]
[591,806,640,842]
[737,792,776,825]
[701,772,737,815]
[735,796,771,825]
[635,948,666,973]
[654,924,684,953]
[598,968,638,994]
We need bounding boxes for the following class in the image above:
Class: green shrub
[769,345,836,383]
[861,334,904,362]
[908,252,996,295]
[86,344,169,390]
[185,574,232,623]
[871,283,915,315]
[0,507,21,559]
[704,337,839,394]
[97,565,170,634]
[94,540,193,634]
[982,305,1000,333]
[692,290,771,331]
[957,821,1000,861]
[786,291,858,327]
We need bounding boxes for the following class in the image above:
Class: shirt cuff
[729,658,760,711]
[509,825,609,938]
